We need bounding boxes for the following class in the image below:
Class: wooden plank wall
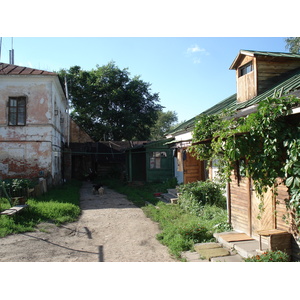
[236,57,257,103]
[229,175,300,260]
[257,58,300,94]
[275,181,291,232]
[229,175,250,234]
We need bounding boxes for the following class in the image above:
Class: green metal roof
[167,94,237,136]
[240,50,300,59]
[230,50,300,69]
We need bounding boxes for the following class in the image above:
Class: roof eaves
[166,94,237,137]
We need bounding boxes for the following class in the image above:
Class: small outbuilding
[126,139,174,183]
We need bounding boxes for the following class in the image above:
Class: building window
[239,62,253,77]
[150,151,167,169]
[8,97,26,126]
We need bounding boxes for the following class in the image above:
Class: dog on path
[92,184,104,195]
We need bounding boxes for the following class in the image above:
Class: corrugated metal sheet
[230,50,300,70]
[0,62,56,75]
[240,50,300,59]
[167,93,237,136]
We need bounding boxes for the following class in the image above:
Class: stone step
[194,242,230,260]
[181,241,245,262]
[160,188,179,204]
[167,189,178,197]
[160,193,178,204]
[210,254,244,262]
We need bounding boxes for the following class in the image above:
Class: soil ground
[0,182,176,262]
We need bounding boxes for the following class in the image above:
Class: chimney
[9,49,14,64]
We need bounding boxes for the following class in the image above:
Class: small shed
[126,139,174,183]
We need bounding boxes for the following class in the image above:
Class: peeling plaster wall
[0,75,68,183]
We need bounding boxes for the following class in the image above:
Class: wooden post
[247,177,252,236]
[227,182,231,225]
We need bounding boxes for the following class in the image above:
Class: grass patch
[142,202,229,258]
[0,180,82,237]
[101,178,177,207]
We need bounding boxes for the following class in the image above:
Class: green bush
[244,250,290,262]
[178,180,226,215]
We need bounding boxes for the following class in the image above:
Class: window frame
[8,96,27,126]
[149,151,167,169]
[238,62,253,77]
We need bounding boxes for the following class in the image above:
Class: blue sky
[0,37,289,123]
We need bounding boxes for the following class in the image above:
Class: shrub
[244,250,290,262]
[178,180,226,215]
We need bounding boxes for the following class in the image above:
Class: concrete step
[214,231,268,258]
[181,241,245,262]
[167,189,178,197]
[181,250,209,262]
[160,189,179,204]
[211,254,244,262]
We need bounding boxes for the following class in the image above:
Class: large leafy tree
[285,37,300,54]
[59,62,162,141]
[150,110,178,140]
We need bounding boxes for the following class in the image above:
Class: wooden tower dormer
[230,50,300,103]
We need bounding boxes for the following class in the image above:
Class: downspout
[64,76,70,147]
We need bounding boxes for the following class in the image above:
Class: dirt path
[0,182,176,262]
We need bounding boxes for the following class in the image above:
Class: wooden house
[0,62,69,186]
[227,51,300,253]
[167,50,300,259]
[166,94,236,184]
[126,139,174,183]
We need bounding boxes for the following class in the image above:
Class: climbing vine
[189,95,300,229]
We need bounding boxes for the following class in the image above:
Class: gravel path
[0,182,176,262]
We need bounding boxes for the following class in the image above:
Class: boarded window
[8,97,26,126]
[150,151,167,169]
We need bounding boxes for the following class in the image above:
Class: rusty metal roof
[0,62,57,75]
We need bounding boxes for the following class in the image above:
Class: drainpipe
[64,76,70,147]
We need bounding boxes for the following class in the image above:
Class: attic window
[239,62,253,77]
[8,97,26,126]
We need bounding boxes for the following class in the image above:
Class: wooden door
[183,150,204,184]
[251,182,275,237]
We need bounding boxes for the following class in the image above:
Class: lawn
[0,180,81,237]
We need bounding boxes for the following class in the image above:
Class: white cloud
[186,44,209,64]
[192,57,202,64]
[186,45,206,54]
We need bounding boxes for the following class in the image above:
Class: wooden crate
[257,229,291,254]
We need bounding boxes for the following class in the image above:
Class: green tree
[285,37,300,54]
[59,62,162,141]
[150,110,178,140]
